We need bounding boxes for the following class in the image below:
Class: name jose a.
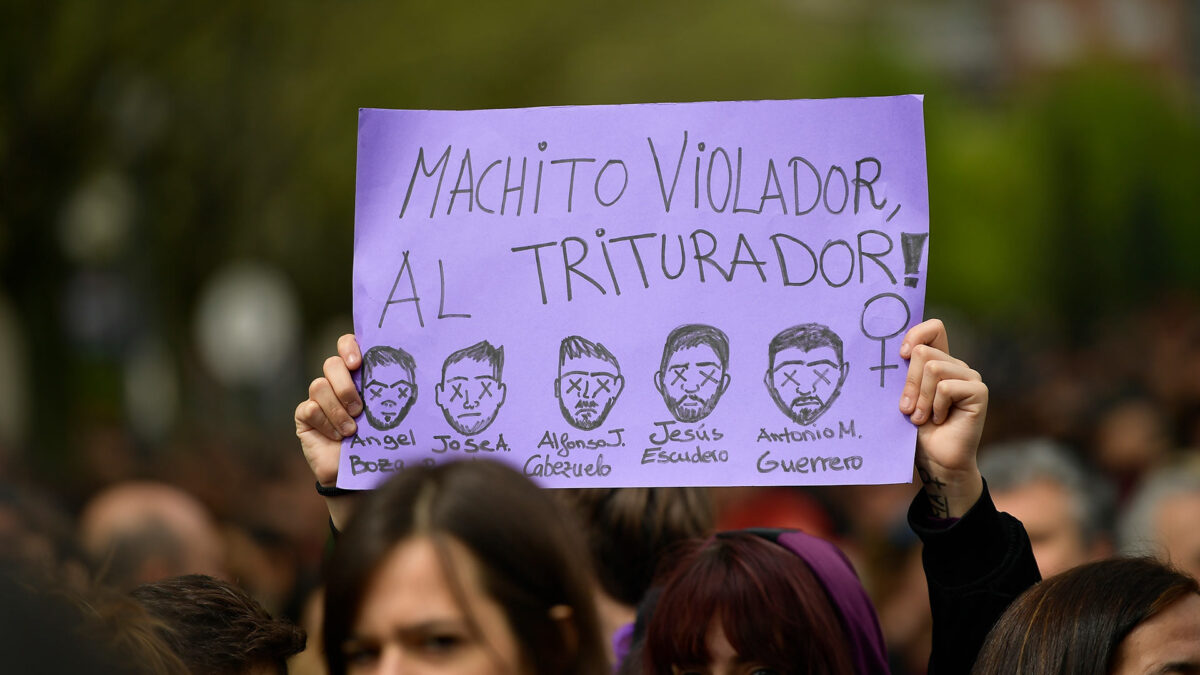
[432,433,511,454]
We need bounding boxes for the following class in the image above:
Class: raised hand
[898,319,987,518]
[294,333,364,529]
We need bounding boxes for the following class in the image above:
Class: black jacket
[909,480,1041,674]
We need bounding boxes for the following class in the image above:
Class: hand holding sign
[900,319,986,518]
[294,334,364,529]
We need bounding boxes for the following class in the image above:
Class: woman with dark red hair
[645,529,886,673]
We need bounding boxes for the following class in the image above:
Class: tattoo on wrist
[917,467,950,517]
[928,493,949,518]
[917,466,947,489]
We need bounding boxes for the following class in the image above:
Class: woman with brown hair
[321,460,608,675]
[556,487,714,663]
[974,557,1200,674]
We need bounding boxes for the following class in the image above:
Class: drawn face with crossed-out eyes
[764,329,849,426]
[436,344,506,436]
[361,348,417,431]
[556,352,624,431]
[655,327,731,423]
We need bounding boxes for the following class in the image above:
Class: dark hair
[0,562,188,675]
[443,340,504,380]
[644,532,854,675]
[131,574,305,675]
[560,336,619,370]
[0,481,90,587]
[973,557,1200,674]
[324,460,606,675]
[76,586,191,675]
[660,324,729,373]
[556,488,713,606]
[767,323,843,370]
[361,344,416,379]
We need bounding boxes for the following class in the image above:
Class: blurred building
[1001,1,1190,76]
[889,0,1194,91]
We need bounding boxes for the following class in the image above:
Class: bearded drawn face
[361,361,417,431]
[556,353,624,430]
[656,343,730,423]
[764,344,848,426]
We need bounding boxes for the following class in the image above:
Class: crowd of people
[2,304,1200,673]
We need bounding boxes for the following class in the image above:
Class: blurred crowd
[3,1,1199,672]
[0,295,1197,673]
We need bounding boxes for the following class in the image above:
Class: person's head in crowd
[131,574,306,675]
[979,438,1113,578]
[1117,459,1200,583]
[79,481,226,590]
[1092,395,1172,483]
[973,557,1200,674]
[360,345,418,431]
[643,530,887,675]
[556,488,713,658]
[0,480,90,588]
[654,324,731,423]
[0,560,188,675]
[323,460,606,675]
[80,585,193,675]
[555,336,624,431]
[435,341,507,436]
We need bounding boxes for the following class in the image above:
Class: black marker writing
[647,420,725,446]
[397,137,900,220]
[378,253,473,329]
[510,229,901,305]
[523,453,612,479]
[641,447,729,465]
[432,434,511,454]
[349,455,435,476]
[756,451,864,474]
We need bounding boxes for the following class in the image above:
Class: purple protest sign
[338,97,928,489]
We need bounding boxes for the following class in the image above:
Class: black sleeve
[908,480,1041,675]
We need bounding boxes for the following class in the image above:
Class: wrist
[916,464,982,518]
[315,480,355,497]
[326,493,361,533]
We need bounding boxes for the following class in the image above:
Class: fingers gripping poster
[338,97,928,489]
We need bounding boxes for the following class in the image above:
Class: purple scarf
[763,529,890,674]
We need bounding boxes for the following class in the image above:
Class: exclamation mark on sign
[900,232,928,288]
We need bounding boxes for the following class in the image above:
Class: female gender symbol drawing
[860,292,911,387]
